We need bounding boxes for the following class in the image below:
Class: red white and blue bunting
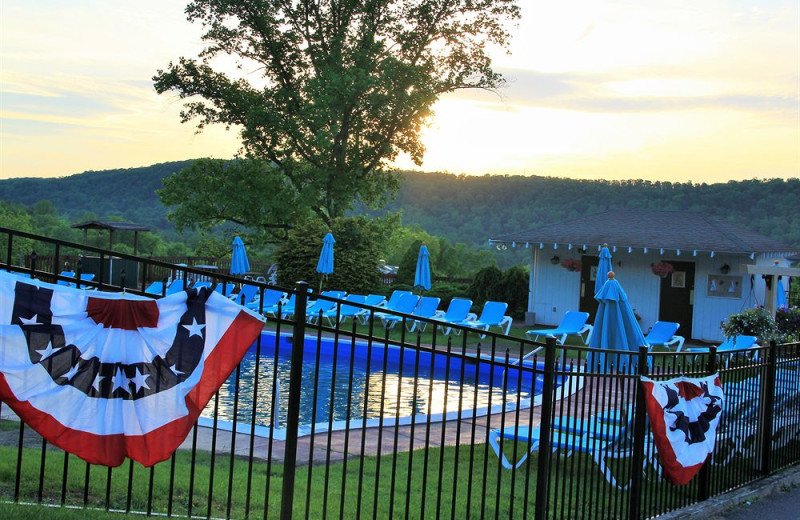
[641,374,724,485]
[0,271,263,467]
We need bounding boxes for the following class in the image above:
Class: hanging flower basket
[560,258,582,272]
[652,262,674,278]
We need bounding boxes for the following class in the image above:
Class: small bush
[775,307,800,342]
[721,307,780,343]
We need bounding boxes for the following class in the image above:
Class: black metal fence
[1,227,798,520]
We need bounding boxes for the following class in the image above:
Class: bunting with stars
[0,271,264,467]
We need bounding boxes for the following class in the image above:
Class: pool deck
[180,371,629,465]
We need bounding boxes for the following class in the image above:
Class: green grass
[1,426,795,520]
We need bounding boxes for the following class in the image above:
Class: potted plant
[560,258,582,272]
[651,262,674,278]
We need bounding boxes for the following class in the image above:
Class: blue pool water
[201,331,564,435]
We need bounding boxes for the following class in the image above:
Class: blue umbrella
[776,280,788,308]
[414,244,431,291]
[587,272,647,370]
[316,232,335,290]
[230,236,250,276]
[595,244,613,295]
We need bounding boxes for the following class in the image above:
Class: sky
[0,0,798,182]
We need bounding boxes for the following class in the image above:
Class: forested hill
[1,161,798,248]
[382,172,800,247]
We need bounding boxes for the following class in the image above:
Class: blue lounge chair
[284,290,345,319]
[306,299,341,323]
[377,290,413,310]
[381,295,438,331]
[144,280,165,296]
[526,311,592,345]
[352,294,389,324]
[215,282,235,297]
[434,298,473,335]
[322,294,368,325]
[458,301,513,337]
[76,273,95,289]
[233,283,260,305]
[165,279,188,295]
[248,289,289,315]
[57,271,76,286]
[375,293,421,328]
[489,407,641,489]
[644,321,684,352]
[684,335,758,367]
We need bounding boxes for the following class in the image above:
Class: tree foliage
[274,216,394,294]
[157,158,312,243]
[153,0,520,231]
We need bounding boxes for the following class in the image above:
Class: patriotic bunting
[0,271,264,467]
[641,374,724,485]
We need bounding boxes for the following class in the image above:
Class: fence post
[628,346,649,520]
[29,250,37,277]
[759,340,777,476]
[534,336,557,520]
[280,282,309,520]
[697,345,718,500]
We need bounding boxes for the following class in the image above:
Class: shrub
[501,265,529,319]
[275,216,389,294]
[721,307,780,343]
[468,266,503,308]
[775,307,800,342]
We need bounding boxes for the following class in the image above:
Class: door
[658,260,695,339]
[579,255,600,321]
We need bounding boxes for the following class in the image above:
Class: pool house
[489,209,799,343]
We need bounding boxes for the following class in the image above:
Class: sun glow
[0,0,798,181]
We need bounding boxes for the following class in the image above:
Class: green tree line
[2,162,798,250]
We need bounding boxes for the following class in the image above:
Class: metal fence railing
[1,226,798,519]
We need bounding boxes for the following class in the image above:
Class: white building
[489,210,798,343]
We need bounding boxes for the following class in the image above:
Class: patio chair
[249,289,289,315]
[489,407,641,489]
[375,293,421,329]
[321,294,368,326]
[76,273,95,289]
[684,335,758,367]
[644,321,685,352]
[273,288,339,319]
[305,299,339,323]
[215,282,235,297]
[351,294,389,324]
[144,280,165,296]
[232,283,260,305]
[165,278,188,295]
[433,298,474,335]
[381,295,439,332]
[376,290,413,310]
[526,311,592,345]
[458,300,513,337]
[57,271,76,286]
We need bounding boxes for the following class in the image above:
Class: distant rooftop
[490,209,798,256]
[72,220,150,232]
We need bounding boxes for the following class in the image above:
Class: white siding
[527,247,786,343]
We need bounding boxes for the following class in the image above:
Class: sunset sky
[1,0,798,182]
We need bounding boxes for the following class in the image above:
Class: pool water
[202,332,562,434]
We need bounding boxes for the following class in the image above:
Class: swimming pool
[200,331,574,439]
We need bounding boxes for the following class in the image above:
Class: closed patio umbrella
[316,232,335,290]
[230,236,250,276]
[595,243,613,295]
[587,272,647,370]
[414,244,431,291]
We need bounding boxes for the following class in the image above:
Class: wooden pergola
[71,221,150,255]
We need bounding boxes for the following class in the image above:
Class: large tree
[154,0,519,237]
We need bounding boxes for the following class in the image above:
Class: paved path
[720,484,800,520]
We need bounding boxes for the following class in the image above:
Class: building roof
[72,221,150,232]
[489,210,798,256]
